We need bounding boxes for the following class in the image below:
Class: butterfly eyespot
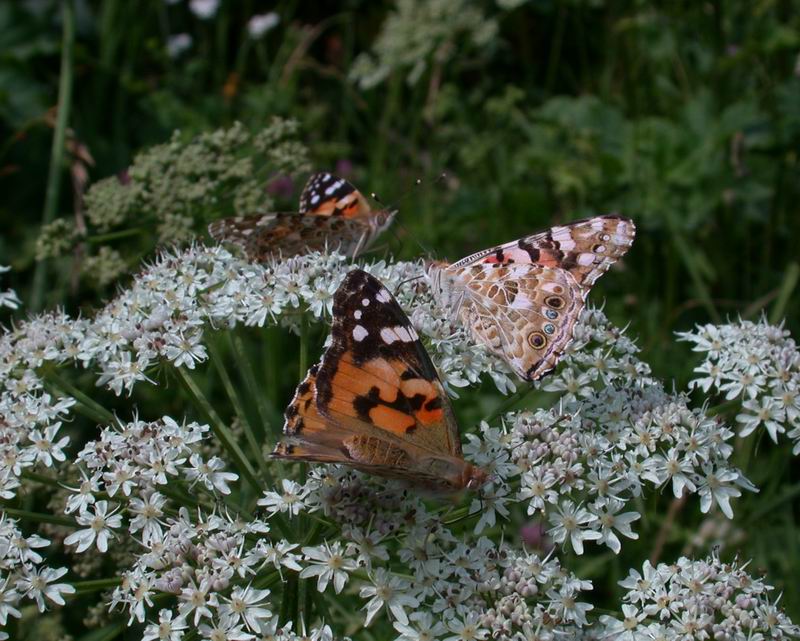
[545,309,558,320]
[593,244,606,253]
[543,323,555,335]
[527,332,547,349]
[600,233,610,242]
[545,295,564,309]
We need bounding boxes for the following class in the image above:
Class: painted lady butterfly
[272,269,487,493]
[208,172,395,261]
[426,215,636,381]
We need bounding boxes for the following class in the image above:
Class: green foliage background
[1,0,799,631]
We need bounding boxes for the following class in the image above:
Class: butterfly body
[209,173,395,261]
[272,269,486,493]
[427,215,635,381]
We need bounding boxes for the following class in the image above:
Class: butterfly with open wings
[426,215,636,382]
[271,269,487,493]
[209,172,395,262]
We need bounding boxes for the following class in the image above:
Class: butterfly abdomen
[344,435,410,467]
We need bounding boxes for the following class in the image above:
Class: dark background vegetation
[1,0,799,628]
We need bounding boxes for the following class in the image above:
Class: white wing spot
[353,325,369,342]
[375,289,391,303]
[395,326,412,342]
[325,180,345,196]
[354,310,362,320]
[310,194,320,204]
[380,327,398,344]
[361,298,370,307]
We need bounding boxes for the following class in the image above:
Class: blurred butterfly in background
[426,215,636,382]
[209,172,396,261]
[272,269,488,493]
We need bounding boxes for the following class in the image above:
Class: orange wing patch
[319,352,442,435]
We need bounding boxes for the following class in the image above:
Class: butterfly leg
[349,231,369,260]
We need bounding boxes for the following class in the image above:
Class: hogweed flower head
[679,318,800,451]
[0,245,796,638]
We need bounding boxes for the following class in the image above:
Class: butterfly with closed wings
[426,215,635,382]
[209,172,395,262]
[272,269,487,493]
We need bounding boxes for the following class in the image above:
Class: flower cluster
[349,0,499,89]
[66,414,238,535]
[487,308,755,556]
[35,118,311,291]
[0,516,75,638]
[598,552,800,640]
[678,318,800,451]
[271,466,593,640]
[0,244,797,639]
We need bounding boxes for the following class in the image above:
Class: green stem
[484,384,536,424]
[86,227,145,244]
[174,366,260,492]
[76,621,125,641]
[41,367,117,424]
[670,229,720,323]
[705,397,741,418]
[31,0,75,312]
[298,314,309,380]
[71,578,122,594]
[21,470,64,487]
[253,569,283,590]
[280,573,298,626]
[208,339,273,485]
[769,261,799,324]
[229,332,276,439]
[1,507,74,527]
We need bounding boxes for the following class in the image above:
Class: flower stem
[174,366,260,492]
[208,338,274,485]
[73,621,124,641]
[484,384,536,423]
[41,366,117,424]
[86,227,144,243]
[705,398,741,417]
[71,577,122,594]
[298,314,309,380]
[31,0,75,312]
[769,261,799,324]
[229,332,278,439]
[280,572,298,627]
[1,507,74,527]
[21,470,63,487]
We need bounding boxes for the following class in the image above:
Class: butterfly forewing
[272,269,483,491]
[315,269,461,457]
[299,172,372,219]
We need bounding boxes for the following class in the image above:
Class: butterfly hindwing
[436,215,635,381]
[454,263,585,381]
[209,173,395,262]
[208,212,370,261]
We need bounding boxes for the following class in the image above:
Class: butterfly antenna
[371,173,448,260]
